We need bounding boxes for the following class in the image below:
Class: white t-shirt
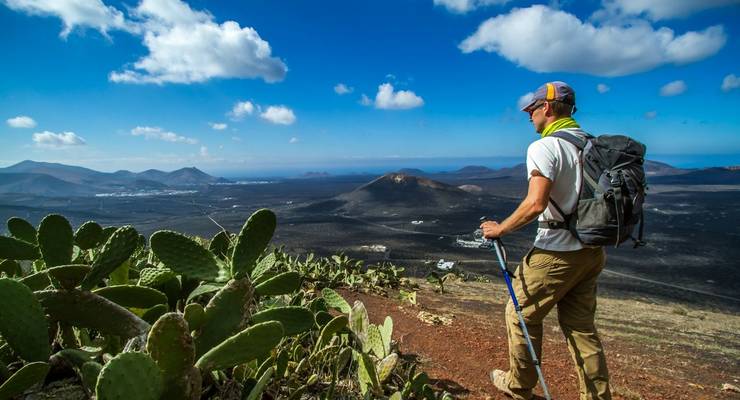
[526,128,589,251]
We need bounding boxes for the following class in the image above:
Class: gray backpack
[540,131,647,247]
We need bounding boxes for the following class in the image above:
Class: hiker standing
[481,82,611,400]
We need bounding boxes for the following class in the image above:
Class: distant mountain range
[0,160,230,197]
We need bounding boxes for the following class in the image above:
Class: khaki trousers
[504,246,611,400]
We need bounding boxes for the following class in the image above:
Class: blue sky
[1,0,739,176]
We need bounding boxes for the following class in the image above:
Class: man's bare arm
[480,172,552,238]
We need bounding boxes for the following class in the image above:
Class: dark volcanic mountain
[0,160,230,196]
[644,160,690,176]
[339,173,471,206]
[649,167,740,185]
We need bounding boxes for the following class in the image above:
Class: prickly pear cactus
[80,225,139,290]
[0,279,50,362]
[231,209,276,278]
[19,271,51,291]
[194,278,254,357]
[250,252,276,280]
[138,267,176,287]
[367,324,385,358]
[249,306,315,336]
[380,316,393,357]
[194,321,283,372]
[6,217,37,244]
[183,302,205,331]
[74,221,104,250]
[254,271,301,297]
[37,214,74,268]
[0,235,40,260]
[150,230,219,281]
[356,351,380,396]
[81,361,102,391]
[208,230,231,259]
[147,313,196,400]
[376,353,399,383]
[244,366,274,400]
[350,301,370,349]
[0,259,22,277]
[93,285,168,309]
[46,264,91,290]
[317,315,348,350]
[0,361,49,399]
[36,289,150,338]
[96,352,163,400]
[321,288,352,314]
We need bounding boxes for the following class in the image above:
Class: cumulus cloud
[374,83,424,110]
[360,94,373,106]
[210,122,227,130]
[32,131,86,148]
[644,111,657,119]
[517,92,534,110]
[260,106,296,125]
[660,80,687,96]
[596,0,740,21]
[459,5,727,77]
[334,83,353,95]
[722,74,740,92]
[230,101,255,119]
[131,126,198,144]
[289,137,299,144]
[106,0,287,84]
[6,115,36,128]
[597,84,610,93]
[433,0,511,14]
[3,0,133,38]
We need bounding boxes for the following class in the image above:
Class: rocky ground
[339,277,740,400]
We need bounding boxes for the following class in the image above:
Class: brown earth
[338,279,740,400]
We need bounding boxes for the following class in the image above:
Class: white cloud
[516,92,534,110]
[289,137,299,144]
[32,131,86,148]
[260,106,296,125]
[209,122,227,130]
[660,80,687,96]
[108,0,286,84]
[360,94,373,106]
[459,5,727,77]
[644,111,657,119]
[722,74,740,92]
[334,83,353,95]
[597,83,610,93]
[374,83,424,110]
[200,145,209,157]
[597,0,740,21]
[131,126,198,144]
[3,0,132,38]
[433,0,511,14]
[231,136,241,142]
[6,115,36,128]
[230,101,255,119]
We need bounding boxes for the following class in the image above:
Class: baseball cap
[521,81,577,113]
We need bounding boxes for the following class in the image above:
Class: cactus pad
[150,230,219,281]
[74,221,104,250]
[380,316,393,357]
[376,353,398,383]
[93,285,168,309]
[194,321,283,372]
[194,278,254,357]
[142,304,169,324]
[7,217,37,244]
[137,267,177,287]
[250,253,276,281]
[0,361,49,399]
[147,312,195,400]
[19,271,51,291]
[37,214,74,268]
[321,288,352,314]
[367,324,384,357]
[349,301,370,348]
[317,315,349,350]
[231,209,276,278]
[0,235,40,260]
[0,279,50,362]
[96,352,163,400]
[208,230,231,259]
[81,361,102,391]
[253,271,301,297]
[36,289,150,338]
[0,259,22,277]
[79,226,139,290]
[183,303,205,331]
[46,264,91,290]
[249,306,315,336]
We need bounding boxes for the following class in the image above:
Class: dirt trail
[338,279,740,400]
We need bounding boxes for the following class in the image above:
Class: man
[480,81,611,400]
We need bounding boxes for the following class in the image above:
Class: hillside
[0,160,230,196]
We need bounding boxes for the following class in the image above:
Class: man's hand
[480,220,504,239]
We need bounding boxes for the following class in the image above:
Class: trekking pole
[477,218,552,400]
[492,239,552,400]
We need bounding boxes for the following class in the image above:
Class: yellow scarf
[541,117,580,138]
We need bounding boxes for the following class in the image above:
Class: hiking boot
[489,369,532,400]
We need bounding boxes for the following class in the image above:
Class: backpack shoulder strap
[550,130,589,150]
